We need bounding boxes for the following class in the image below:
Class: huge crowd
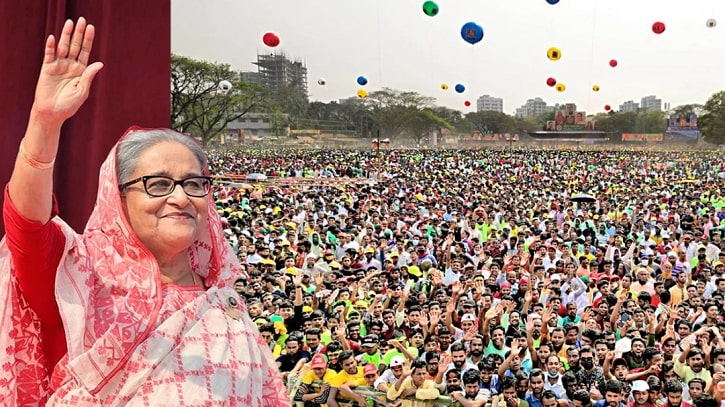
[212,148,725,407]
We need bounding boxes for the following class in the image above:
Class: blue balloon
[454,84,465,93]
[460,22,484,45]
[357,76,368,86]
[546,0,559,4]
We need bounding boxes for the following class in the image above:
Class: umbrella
[571,193,596,203]
[245,173,267,180]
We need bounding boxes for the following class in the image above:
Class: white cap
[390,356,405,368]
[631,380,649,392]
[550,274,562,282]
[461,313,477,322]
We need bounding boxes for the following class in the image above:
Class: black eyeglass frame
[119,175,212,198]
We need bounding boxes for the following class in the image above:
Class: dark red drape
[0,0,170,234]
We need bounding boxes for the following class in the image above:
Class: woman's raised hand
[33,17,103,126]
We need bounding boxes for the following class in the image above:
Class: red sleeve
[3,185,67,367]
[347,340,362,353]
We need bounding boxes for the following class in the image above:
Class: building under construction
[251,53,308,100]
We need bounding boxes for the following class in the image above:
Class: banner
[622,133,664,142]
[550,103,595,131]
[668,114,698,130]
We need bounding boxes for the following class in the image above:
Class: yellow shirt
[386,376,440,403]
[669,284,688,306]
[674,358,712,388]
[330,367,364,401]
[301,369,337,407]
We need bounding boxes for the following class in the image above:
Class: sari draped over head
[0,127,290,406]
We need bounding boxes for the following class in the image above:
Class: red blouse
[3,186,66,368]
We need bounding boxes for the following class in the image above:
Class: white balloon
[707,18,717,28]
[218,80,233,93]
[317,78,326,85]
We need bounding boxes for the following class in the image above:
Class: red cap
[364,364,377,375]
[310,354,328,369]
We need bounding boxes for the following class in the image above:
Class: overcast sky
[172,0,725,115]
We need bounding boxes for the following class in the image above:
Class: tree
[305,100,364,135]
[465,111,517,135]
[514,117,540,135]
[268,82,309,122]
[699,91,725,144]
[365,88,435,138]
[634,111,665,133]
[602,111,638,135]
[405,109,454,145]
[171,54,270,146]
[671,103,703,120]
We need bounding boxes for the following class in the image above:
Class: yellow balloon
[547,47,562,61]
[555,83,566,92]
[441,83,449,90]
[592,84,600,92]
[357,89,368,99]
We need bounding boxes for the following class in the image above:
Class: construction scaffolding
[253,53,308,99]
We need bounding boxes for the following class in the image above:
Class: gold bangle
[19,139,55,170]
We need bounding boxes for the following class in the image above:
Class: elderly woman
[0,18,288,405]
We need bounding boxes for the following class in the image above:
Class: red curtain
[0,0,170,234]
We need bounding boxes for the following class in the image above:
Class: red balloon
[609,59,618,67]
[464,101,471,107]
[652,21,665,34]
[604,105,611,111]
[546,77,557,87]
[263,32,280,47]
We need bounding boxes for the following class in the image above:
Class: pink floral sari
[0,127,289,406]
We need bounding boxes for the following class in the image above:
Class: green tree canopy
[465,111,517,135]
[366,88,435,138]
[699,91,725,144]
[671,103,703,120]
[405,109,454,144]
[171,54,270,146]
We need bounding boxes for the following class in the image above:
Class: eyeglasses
[120,175,212,198]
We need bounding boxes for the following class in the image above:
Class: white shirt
[373,368,400,390]
[544,375,566,398]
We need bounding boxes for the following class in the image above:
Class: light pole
[376,130,381,180]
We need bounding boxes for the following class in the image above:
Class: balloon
[461,22,484,45]
[317,78,326,86]
[441,83,449,90]
[546,77,557,87]
[707,19,717,28]
[604,105,611,111]
[652,21,665,34]
[357,89,368,99]
[422,1,439,17]
[357,76,368,86]
[464,101,471,107]
[592,84,600,92]
[262,32,280,47]
[547,47,562,61]
[454,84,465,93]
[609,59,618,67]
[218,80,232,93]
[546,0,559,4]
[555,83,566,92]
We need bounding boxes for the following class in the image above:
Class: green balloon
[422,0,439,16]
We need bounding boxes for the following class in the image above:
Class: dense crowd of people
[212,148,725,407]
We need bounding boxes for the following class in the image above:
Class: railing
[296,381,462,407]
